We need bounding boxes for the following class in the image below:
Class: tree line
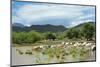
[13,22,95,44]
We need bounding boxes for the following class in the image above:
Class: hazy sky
[12,1,95,27]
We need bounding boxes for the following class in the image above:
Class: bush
[13,31,42,44]
[26,31,42,43]
[56,32,65,40]
[12,32,27,44]
[44,32,56,41]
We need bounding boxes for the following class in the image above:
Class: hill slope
[12,22,95,32]
[12,24,67,32]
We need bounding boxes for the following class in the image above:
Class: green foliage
[44,32,56,40]
[12,32,27,44]
[13,31,42,44]
[13,22,95,45]
[64,22,95,40]
[65,28,80,39]
[56,32,65,40]
[82,22,95,40]
[26,31,42,43]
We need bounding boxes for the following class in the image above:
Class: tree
[65,28,80,39]
[82,23,95,40]
[45,32,56,41]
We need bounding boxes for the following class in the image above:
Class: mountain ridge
[12,22,95,32]
[12,23,67,32]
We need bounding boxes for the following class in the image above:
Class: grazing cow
[85,43,92,47]
[32,46,43,51]
[39,45,44,49]
[69,42,72,45]
[61,42,65,45]
[57,44,64,48]
[65,42,69,46]
[82,42,87,46]
[73,42,80,46]
[74,43,77,47]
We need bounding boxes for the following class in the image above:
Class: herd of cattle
[15,41,96,55]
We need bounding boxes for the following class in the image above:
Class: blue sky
[12,1,95,27]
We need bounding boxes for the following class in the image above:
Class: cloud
[68,19,95,28]
[12,2,95,27]
[76,14,95,20]
[17,4,84,22]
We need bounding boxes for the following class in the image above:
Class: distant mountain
[12,24,67,32]
[12,22,95,32]
[12,23,25,28]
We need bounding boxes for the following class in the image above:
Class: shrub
[26,31,42,43]
[13,31,42,44]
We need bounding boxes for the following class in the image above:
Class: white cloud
[68,19,94,28]
[16,4,86,24]
[12,2,95,27]
[77,14,95,20]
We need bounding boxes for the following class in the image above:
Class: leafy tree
[65,28,80,39]
[45,32,56,41]
[82,23,95,40]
